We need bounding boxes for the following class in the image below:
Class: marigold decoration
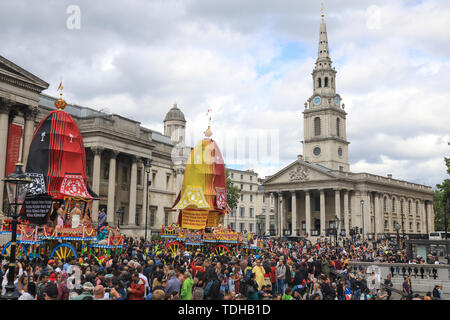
[172,127,230,230]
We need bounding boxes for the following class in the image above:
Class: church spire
[316,4,331,65]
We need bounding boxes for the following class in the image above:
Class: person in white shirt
[18,275,36,300]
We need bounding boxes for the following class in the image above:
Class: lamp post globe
[1,163,32,300]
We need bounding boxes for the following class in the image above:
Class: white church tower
[302,6,350,172]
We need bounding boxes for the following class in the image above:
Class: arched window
[318,78,322,88]
[324,77,329,87]
[416,201,419,216]
[392,198,396,213]
[336,118,340,137]
[400,199,404,215]
[408,200,412,215]
[314,117,321,136]
[383,196,387,213]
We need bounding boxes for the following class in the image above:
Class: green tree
[226,169,241,211]
[434,156,450,231]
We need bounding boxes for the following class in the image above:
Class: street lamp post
[361,200,365,241]
[144,159,152,242]
[334,215,340,246]
[0,163,32,300]
[394,222,401,250]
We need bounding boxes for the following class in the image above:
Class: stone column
[427,201,434,232]
[421,200,426,233]
[127,156,138,226]
[22,107,38,167]
[0,101,12,213]
[278,192,284,236]
[320,189,325,236]
[107,150,118,224]
[305,190,311,237]
[91,147,103,223]
[343,190,349,235]
[273,193,278,236]
[334,189,341,231]
[374,193,382,237]
[265,194,270,235]
[291,192,297,236]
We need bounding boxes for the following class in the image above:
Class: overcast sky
[1,0,449,187]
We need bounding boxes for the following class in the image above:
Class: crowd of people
[0,235,446,301]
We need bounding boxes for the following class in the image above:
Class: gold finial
[54,80,67,110]
[204,108,213,138]
[321,3,325,22]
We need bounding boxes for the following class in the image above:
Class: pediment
[0,55,49,91]
[263,160,337,185]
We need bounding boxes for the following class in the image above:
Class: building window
[408,200,412,216]
[250,208,254,218]
[150,208,156,226]
[314,117,321,136]
[230,222,235,231]
[416,201,419,216]
[240,223,245,232]
[263,196,265,203]
[135,207,141,226]
[164,210,169,226]
[324,77,329,87]
[383,196,387,213]
[240,194,244,201]
[240,207,245,217]
[122,166,128,183]
[240,184,243,190]
[409,222,413,232]
[314,196,320,211]
[152,172,156,185]
[249,223,254,232]
[400,199,404,215]
[318,78,322,88]
[392,198,396,213]
[86,160,92,178]
[384,220,388,230]
[231,173,234,179]
[103,162,109,179]
[137,168,142,185]
[250,176,253,181]
[240,174,243,180]
[166,175,170,190]
[336,118,340,137]
[250,195,253,202]
[417,223,420,232]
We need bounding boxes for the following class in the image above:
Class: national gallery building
[0,55,190,238]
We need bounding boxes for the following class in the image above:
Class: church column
[107,150,118,224]
[351,191,361,233]
[0,101,12,213]
[305,190,311,237]
[127,156,138,226]
[334,189,341,232]
[91,147,103,224]
[265,193,271,235]
[343,190,349,236]
[22,106,38,167]
[320,189,325,236]
[291,191,297,236]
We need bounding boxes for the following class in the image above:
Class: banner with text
[181,210,209,230]
[5,123,23,176]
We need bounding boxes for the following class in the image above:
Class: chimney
[387,174,392,179]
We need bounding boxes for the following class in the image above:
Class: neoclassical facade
[262,15,434,240]
[0,55,190,238]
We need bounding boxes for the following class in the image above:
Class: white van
[429,231,449,240]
